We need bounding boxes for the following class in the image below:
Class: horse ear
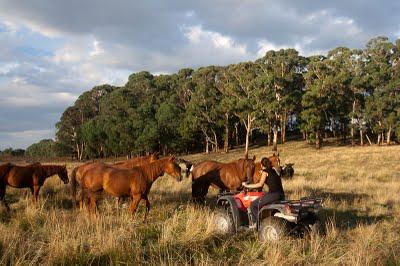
[277,152,279,157]
[244,154,248,159]
[252,155,256,161]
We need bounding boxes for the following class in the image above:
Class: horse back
[192,160,222,180]
[4,164,39,188]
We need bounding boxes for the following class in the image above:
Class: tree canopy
[52,36,400,159]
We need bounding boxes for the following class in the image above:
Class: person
[242,157,285,225]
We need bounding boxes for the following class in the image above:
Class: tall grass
[0,141,399,264]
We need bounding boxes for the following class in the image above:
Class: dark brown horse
[0,163,69,209]
[70,154,158,206]
[80,156,182,220]
[252,153,282,184]
[191,156,256,202]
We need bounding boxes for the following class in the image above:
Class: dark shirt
[264,169,284,194]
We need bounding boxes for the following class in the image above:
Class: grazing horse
[70,154,158,206]
[80,156,182,220]
[191,156,256,202]
[252,153,282,184]
[0,163,69,209]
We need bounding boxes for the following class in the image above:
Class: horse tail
[70,166,79,203]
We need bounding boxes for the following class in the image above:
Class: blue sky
[0,0,399,149]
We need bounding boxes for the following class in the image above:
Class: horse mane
[114,154,157,168]
[139,157,172,182]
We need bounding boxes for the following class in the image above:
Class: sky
[0,0,399,149]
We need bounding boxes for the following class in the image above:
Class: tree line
[26,36,400,159]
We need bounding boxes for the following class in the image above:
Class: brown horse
[191,156,256,202]
[0,163,69,209]
[252,153,282,184]
[80,156,182,220]
[70,154,158,206]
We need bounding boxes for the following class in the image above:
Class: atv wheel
[214,208,234,234]
[258,216,288,242]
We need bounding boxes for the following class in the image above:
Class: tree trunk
[205,137,209,154]
[223,113,229,153]
[281,113,287,144]
[76,143,80,161]
[387,127,392,145]
[351,100,356,147]
[381,132,385,145]
[360,129,364,146]
[267,131,272,146]
[377,134,381,145]
[302,131,306,140]
[244,115,251,157]
[213,130,219,152]
[365,134,372,146]
[234,122,239,146]
[315,131,322,149]
[272,127,278,151]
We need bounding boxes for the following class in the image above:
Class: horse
[0,163,69,209]
[191,156,256,202]
[70,154,158,206]
[80,156,182,220]
[252,153,282,184]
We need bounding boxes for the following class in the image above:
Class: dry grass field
[0,141,399,265]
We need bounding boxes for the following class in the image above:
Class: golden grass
[1,141,399,265]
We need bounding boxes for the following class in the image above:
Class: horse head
[164,156,183,182]
[268,152,282,176]
[58,165,69,184]
[243,155,256,182]
[176,158,193,179]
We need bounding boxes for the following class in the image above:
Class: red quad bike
[214,190,323,242]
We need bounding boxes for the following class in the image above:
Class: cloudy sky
[0,0,399,149]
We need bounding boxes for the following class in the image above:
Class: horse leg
[129,194,142,218]
[89,192,98,218]
[0,184,9,211]
[32,185,41,204]
[141,194,150,222]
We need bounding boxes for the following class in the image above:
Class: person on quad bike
[242,157,285,225]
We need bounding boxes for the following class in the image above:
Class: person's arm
[242,171,268,189]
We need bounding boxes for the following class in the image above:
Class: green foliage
[25,139,61,158]
[52,36,400,158]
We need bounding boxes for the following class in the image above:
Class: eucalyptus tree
[255,49,306,150]
[56,84,115,160]
[222,62,262,156]
[363,37,396,144]
[184,66,224,153]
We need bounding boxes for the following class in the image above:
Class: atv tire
[214,208,234,235]
[258,216,288,242]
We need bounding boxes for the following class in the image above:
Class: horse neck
[141,159,168,183]
[41,165,63,178]
[233,159,246,181]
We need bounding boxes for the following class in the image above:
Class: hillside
[0,141,399,264]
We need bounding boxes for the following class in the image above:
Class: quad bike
[213,189,323,242]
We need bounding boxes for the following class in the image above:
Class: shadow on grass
[299,187,392,230]
[303,187,371,205]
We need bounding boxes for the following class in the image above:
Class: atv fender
[217,196,242,231]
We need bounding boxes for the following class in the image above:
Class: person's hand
[242,182,248,188]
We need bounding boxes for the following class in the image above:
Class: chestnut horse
[191,156,256,202]
[80,156,182,220]
[0,163,69,209]
[70,154,158,205]
[252,153,282,184]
